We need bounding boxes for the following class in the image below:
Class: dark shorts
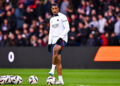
[52,40,67,54]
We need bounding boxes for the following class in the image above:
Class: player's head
[51,3,59,15]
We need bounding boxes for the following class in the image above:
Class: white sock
[50,64,56,73]
[58,76,64,83]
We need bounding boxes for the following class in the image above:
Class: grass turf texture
[0,69,120,86]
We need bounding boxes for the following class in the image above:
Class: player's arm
[56,16,70,45]
[60,15,70,39]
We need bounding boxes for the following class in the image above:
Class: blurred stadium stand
[0,0,120,47]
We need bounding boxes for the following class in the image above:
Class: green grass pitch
[0,69,120,86]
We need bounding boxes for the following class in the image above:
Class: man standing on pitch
[48,3,70,85]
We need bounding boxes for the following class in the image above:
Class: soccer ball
[29,75,38,84]
[0,77,5,85]
[11,75,22,84]
[4,75,11,84]
[1,75,11,84]
[46,76,56,85]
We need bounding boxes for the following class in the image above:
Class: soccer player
[48,3,70,85]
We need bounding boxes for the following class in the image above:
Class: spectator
[44,18,50,30]
[114,14,120,37]
[70,14,77,27]
[30,35,38,47]
[1,19,10,34]
[15,29,21,37]
[14,3,25,29]
[11,0,17,7]
[37,38,44,46]
[77,0,86,15]
[68,27,77,46]
[29,27,36,37]
[24,6,33,25]
[100,33,108,46]
[22,23,28,30]
[89,16,98,29]
[104,19,114,34]
[86,34,96,46]
[22,29,29,39]
[1,34,9,46]
[6,10,16,32]
[78,14,84,23]
[35,0,45,18]
[5,3,11,11]
[89,26,100,46]
[44,0,55,13]
[97,0,106,14]
[45,12,51,20]
[115,6,120,15]
[66,0,74,16]
[83,15,90,28]
[22,29,30,46]
[30,20,38,35]
[109,33,119,46]
[98,14,107,34]
[76,22,88,46]
[0,5,5,25]
[85,0,91,16]
[8,32,16,46]
[16,34,25,46]
[38,16,44,25]
[60,0,69,15]
[42,29,48,46]
[108,11,115,22]
[38,28,44,39]
[91,9,97,16]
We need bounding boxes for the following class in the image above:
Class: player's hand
[48,44,51,53]
[56,38,63,45]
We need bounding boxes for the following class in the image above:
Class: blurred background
[0,0,120,69]
[0,0,120,47]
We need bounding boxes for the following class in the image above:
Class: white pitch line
[78,85,94,86]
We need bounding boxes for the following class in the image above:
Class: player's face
[51,6,59,15]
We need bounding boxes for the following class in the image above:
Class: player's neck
[53,13,59,16]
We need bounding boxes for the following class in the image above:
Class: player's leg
[53,45,61,64]
[56,54,64,85]
[56,54,62,75]
[49,40,66,85]
[49,45,61,76]
[52,45,64,85]
[48,53,56,75]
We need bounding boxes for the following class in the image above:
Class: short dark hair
[51,3,59,8]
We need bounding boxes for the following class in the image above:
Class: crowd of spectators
[0,0,120,47]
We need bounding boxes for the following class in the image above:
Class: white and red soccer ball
[46,76,56,85]
[0,76,5,85]
[29,75,38,84]
[10,75,22,84]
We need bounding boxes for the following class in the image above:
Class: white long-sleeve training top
[48,12,70,44]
